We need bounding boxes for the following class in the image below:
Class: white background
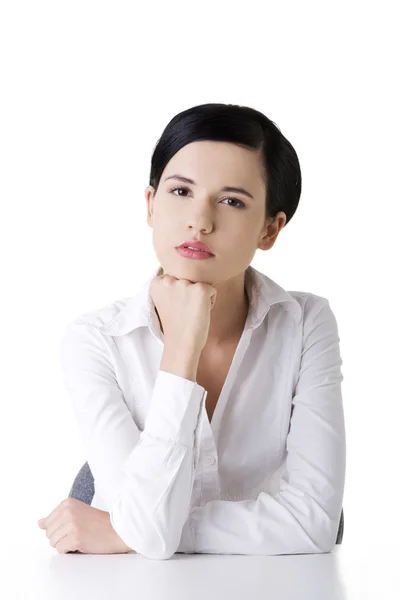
[1,0,398,587]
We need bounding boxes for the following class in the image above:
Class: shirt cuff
[144,369,207,448]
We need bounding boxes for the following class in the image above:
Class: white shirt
[59,263,346,560]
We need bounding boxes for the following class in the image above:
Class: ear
[258,212,287,251]
[145,186,155,227]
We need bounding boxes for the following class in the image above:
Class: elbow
[313,520,341,554]
[140,525,181,560]
[156,547,178,561]
[149,532,180,560]
[139,540,177,561]
[127,530,179,561]
[301,496,344,554]
[318,536,337,554]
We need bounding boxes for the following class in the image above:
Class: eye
[169,186,246,209]
[221,197,245,209]
[169,186,190,197]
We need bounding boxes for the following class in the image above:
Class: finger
[46,518,66,540]
[46,510,77,541]
[55,533,76,554]
[39,507,59,530]
[42,499,69,530]
[49,523,70,550]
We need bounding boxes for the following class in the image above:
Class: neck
[205,285,249,348]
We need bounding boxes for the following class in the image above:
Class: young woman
[46,103,345,558]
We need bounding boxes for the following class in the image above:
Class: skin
[145,140,287,348]
[38,498,133,554]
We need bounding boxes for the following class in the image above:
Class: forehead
[163,141,265,188]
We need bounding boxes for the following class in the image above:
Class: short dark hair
[149,103,302,227]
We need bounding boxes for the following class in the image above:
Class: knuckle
[65,499,76,513]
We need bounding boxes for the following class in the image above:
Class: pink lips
[176,247,214,260]
[177,240,214,255]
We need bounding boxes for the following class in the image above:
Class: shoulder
[59,296,135,357]
[288,290,329,311]
[63,296,133,331]
[287,291,340,347]
[287,291,338,331]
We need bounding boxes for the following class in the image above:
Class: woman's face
[145,140,285,285]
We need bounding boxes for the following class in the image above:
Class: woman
[54,103,346,558]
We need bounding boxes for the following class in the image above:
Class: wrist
[106,512,135,554]
[160,346,200,382]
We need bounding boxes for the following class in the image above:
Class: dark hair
[149,103,302,227]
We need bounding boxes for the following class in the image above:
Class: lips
[177,240,214,255]
[176,247,214,260]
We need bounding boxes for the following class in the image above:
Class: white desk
[2,542,398,599]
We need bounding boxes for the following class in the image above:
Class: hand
[150,272,217,353]
[38,498,134,554]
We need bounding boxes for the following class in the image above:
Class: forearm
[102,345,202,556]
[160,343,201,382]
[105,511,136,553]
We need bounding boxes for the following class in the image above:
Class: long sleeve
[181,297,346,555]
[59,321,207,560]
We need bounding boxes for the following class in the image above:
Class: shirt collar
[96,263,302,339]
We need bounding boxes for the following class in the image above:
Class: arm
[178,297,346,555]
[59,321,205,560]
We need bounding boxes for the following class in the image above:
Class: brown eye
[169,186,245,208]
[221,197,245,208]
[170,186,190,196]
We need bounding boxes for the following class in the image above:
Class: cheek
[230,229,255,247]
[153,206,176,227]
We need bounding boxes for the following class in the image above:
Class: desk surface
[2,542,398,600]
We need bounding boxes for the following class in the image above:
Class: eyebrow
[164,174,255,200]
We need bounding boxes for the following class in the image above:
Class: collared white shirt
[59,263,346,560]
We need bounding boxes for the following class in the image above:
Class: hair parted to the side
[149,103,302,227]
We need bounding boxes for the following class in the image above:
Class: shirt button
[206,455,216,466]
